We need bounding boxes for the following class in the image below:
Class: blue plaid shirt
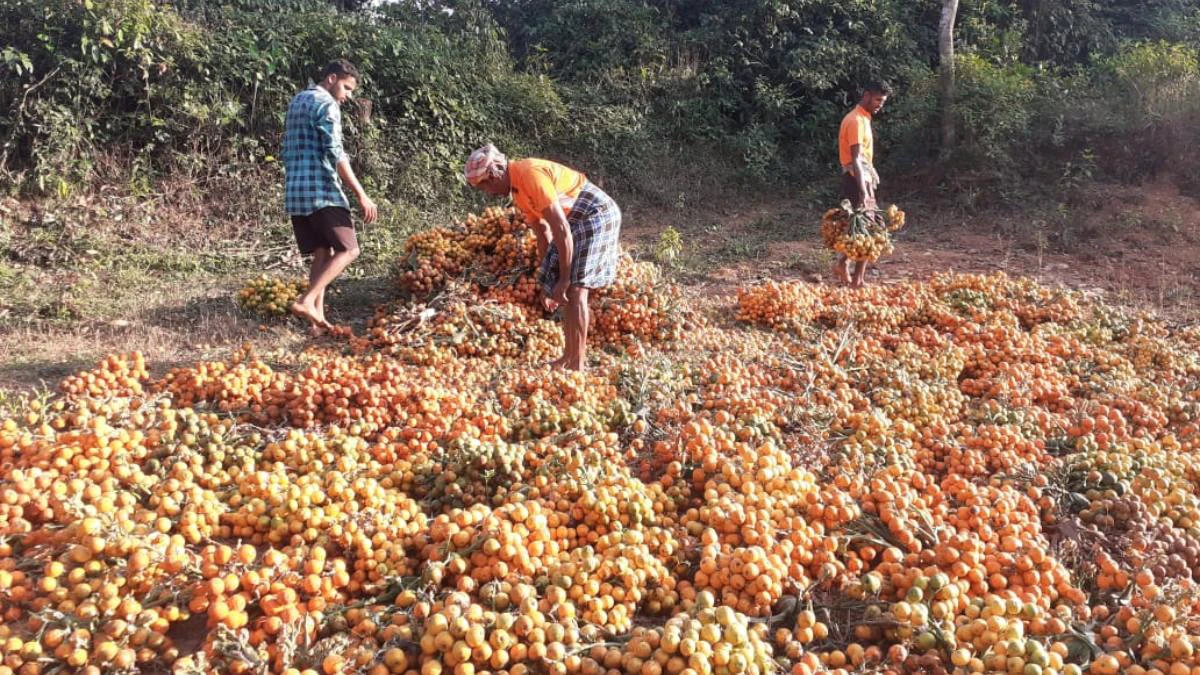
[283,85,351,216]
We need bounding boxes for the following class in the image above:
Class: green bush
[1101,40,1199,133]
[0,0,198,194]
[516,0,669,81]
[5,0,1200,209]
[0,0,611,207]
[951,54,1038,167]
[886,55,1037,173]
[1079,40,1200,180]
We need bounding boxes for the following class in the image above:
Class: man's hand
[856,161,875,188]
[550,279,570,306]
[540,204,573,313]
[359,193,378,224]
[337,159,378,225]
[543,280,570,312]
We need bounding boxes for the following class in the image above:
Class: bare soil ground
[622,176,1199,320]
[1,177,1197,394]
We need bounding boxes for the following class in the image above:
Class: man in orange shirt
[464,144,622,371]
[835,80,892,287]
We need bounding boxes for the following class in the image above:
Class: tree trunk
[939,0,960,156]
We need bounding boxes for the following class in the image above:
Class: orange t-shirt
[838,105,874,168]
[508,158,587,224]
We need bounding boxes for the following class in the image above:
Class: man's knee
[341,247,361,261]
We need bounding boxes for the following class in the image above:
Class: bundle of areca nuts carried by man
[821,201,906,263]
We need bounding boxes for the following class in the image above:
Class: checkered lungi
[540,182,621,295]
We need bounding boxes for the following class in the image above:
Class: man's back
[283,85,349,216]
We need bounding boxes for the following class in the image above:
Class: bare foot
[291,300,316,322]
[558,355,587,372]
[546,357,567,370]
[291,300,330,330]
[309,323,328,337]
[312,305,331,328]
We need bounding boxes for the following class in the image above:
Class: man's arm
[532,219,551,263]
[850,144,873,203]
[542,203,573,303]
[336,159,377,224]
[317,103,377,224]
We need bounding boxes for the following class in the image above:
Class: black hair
[863,80,893,96]
[320,59,361,81]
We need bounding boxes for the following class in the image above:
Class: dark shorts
[841,172,868,209]
[291,207,357,255]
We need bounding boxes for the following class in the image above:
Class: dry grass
[0,188,407,392]
[1,280,287,389]
[0,273,398,390]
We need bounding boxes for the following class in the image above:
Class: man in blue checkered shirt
[283,59,378,332]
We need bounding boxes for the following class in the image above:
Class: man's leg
[833,255,851,284]
[309,248,332,324]
[562,286,590,371]
[851,181,877,287]
[835,173,863,285]
[294,247,358,328]
[292,209,359,329]
[290,215,325,329]
[852,260,868,287]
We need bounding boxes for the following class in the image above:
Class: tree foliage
[1,0,1198,202]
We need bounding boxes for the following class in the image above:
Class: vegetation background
[1,0,1199,388]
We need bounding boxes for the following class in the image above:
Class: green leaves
[3,0,1200,199]
[0,47,33,76]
